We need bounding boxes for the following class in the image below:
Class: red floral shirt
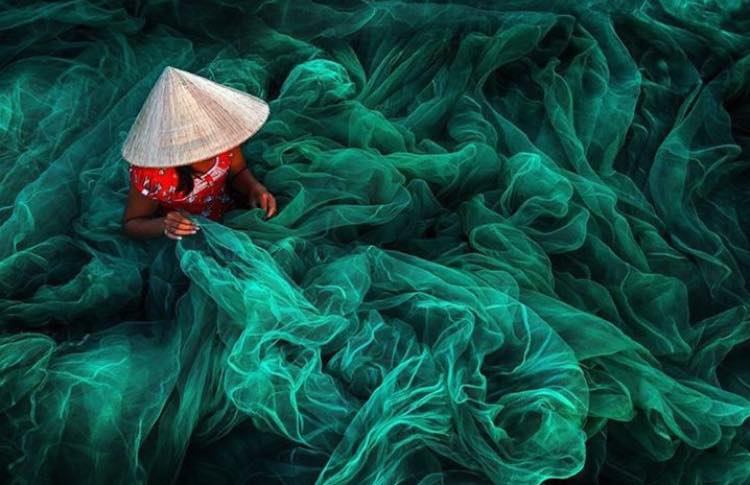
[128,148,239,221]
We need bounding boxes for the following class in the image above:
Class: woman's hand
[248,182,278,219]
[163,210,200,240]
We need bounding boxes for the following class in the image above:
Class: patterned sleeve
[129,165,175,200]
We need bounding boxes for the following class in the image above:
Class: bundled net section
[1,0,750,483]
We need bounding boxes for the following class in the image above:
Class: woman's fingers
[248,192,278,218]
[163,210,200,239]
[267,194,277,217]
[166,224,198,236]
[163,224,197,239]
[175,210,197,226]
[166,211,198,230]
[165,219,197,231]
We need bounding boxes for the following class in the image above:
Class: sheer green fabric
[1,1,750,484]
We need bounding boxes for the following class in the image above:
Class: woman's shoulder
[128,165,178,199]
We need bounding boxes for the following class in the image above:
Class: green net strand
[1,1,750,484]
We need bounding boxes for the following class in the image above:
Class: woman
[120,65,276,240]
[122,145,277,240]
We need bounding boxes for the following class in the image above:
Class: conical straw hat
[121,66,270,168]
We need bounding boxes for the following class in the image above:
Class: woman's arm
[122,184,198,240]
[229,146,262,194]
[228,146,277,218]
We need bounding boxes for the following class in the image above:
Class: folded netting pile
[1,0,750,484]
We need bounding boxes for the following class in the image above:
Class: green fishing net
[1,0,750,483]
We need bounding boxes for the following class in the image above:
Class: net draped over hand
[1,1,749,484]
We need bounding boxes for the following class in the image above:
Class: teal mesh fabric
[1,1,750,484]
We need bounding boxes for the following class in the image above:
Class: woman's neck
[190,156,216,174]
